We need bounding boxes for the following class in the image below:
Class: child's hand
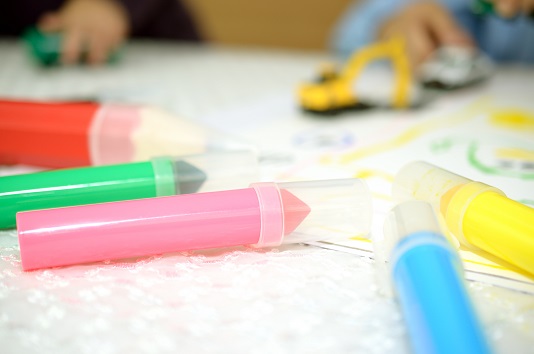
[378,2,474,69]
[37,0,129,65]
[490,0,534,18]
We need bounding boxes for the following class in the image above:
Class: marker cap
[166,150,259,195]
[120,105,256,166]
[392,161,504,242]
[383,201,443,262]
[89,105,256,166]
[252,178,372,247]
[392,161,471,208]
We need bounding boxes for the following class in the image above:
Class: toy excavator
[298,37,493,114]
[298,37,418,114]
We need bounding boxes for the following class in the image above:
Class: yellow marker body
[446,183,534,275]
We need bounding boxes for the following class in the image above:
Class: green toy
[22,26,121,66]
[472,0,496,16]
[472,0,534,20]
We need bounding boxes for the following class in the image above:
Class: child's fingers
[381,20,435,68]
[61,27,84,64]
[522,0,534,14]
[493,0,522,17]
[404,22,436,67]
[87,27,125,65]
[428,10,473,47]
[86,32,113,65]
[37,12,63,32]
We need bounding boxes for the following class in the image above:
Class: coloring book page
[208,67,534,294]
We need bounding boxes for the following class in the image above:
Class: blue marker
[384,201,492,354]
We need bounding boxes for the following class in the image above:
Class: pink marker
[17,179,372,270]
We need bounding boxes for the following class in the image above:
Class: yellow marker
[393,161,534,276]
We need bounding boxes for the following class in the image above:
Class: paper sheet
[221,68,534,294]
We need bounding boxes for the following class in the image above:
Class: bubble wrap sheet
[1,228,533,354]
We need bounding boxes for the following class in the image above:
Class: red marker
[0,99,248,168]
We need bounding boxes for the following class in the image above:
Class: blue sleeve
[442,0,534,62]
[330,0,534,63]
[478,16,534,62]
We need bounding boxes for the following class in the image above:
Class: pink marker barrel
[18,188,263,270]
[17,179,372,270]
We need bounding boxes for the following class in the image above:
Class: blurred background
[183,0,352,50]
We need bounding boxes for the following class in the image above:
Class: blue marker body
[392,231,491,354]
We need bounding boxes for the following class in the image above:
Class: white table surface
[1,39,533,354]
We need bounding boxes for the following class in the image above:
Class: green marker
[22,26,121,66]
[0,152,258,229]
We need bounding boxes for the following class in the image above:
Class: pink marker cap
[17,178,372,270]
[252,179,372,247]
